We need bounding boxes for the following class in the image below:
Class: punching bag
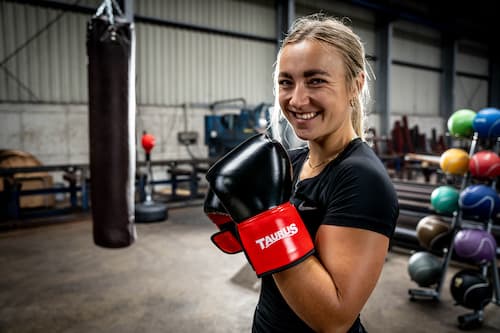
[87,8,136,248]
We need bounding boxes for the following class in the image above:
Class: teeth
[295,112,317,120]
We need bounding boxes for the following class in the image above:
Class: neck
[308,131,358,164]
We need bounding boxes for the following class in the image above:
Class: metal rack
[407,133,500,329]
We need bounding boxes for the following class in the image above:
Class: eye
[309,78,326,85]
[278,79,293,87]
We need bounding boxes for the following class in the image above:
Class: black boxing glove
[204,188,242,254]
[206,133,314,277]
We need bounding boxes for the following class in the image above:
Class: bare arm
[273,225,390,333]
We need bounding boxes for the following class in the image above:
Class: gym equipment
[206,133,314,277]
[439,148,469,175]
[450,269,493,330]
[407,251,442,287]
[469,150,500,179]
[451,269,493,310]
[447,109,476,138]
[454,228,497,263]
[135,132,168,223]
[409,133,481,302]
[87,2,136,248]
[0,161,90,221]
[415,215,451,252]
[458,184,500,220]
[409,132,500,330]
[204,99,270,158]
[204,188,242,254]
[430,185,459,214]
[472,107,500,138]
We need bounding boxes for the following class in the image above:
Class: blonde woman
[252,14,399,332]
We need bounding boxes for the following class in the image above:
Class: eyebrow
[304,69,330,77]
[279,69,330,78]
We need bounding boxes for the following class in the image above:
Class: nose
[289,83,309,109]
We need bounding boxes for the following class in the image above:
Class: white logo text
[255,223,298,250]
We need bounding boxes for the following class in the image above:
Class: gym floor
[1,203,499,333]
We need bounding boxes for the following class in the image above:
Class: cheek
[278,92,288,109]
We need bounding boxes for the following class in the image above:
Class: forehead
[278,39,344,75]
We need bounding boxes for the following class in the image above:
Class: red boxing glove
[204,188,242,254]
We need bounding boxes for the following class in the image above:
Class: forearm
[273,257,356,333]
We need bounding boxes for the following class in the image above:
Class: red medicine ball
[469,150,500,179]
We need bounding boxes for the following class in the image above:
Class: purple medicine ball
[454,229,497,263]
[458,184,500,219]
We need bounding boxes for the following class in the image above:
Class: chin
[294,132,312,141]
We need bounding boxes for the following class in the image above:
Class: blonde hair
[271,13,371,144]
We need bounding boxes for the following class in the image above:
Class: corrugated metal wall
[135,0,276,105]
[1,0,491,109]
[136,0,275,38]
[0,1,89,103]
[392,22,442,117]
[0,0,493,164]
[0,0,276,105]
[135,25,275,105]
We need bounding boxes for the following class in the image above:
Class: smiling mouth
[291,111,321,120]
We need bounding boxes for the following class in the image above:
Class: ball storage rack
[408,132,500,330]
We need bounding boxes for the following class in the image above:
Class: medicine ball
[472,107,500,138]
[458,184,500,219]
[416,215,451,251]
[440,148,469,175]
[454,228,497,263]
[448,109,476,138]
[407,251,442,287]
[430,185,459,214]
[469,150,500,179]
[450,269,492,310]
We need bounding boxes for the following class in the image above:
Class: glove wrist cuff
[237,202,314,277]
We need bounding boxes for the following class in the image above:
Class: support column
[489,44,500,108]
[375,15,393,137]
[275,0,295,50]
[440,34,456,134]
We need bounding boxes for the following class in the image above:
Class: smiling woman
[249,13,400,332]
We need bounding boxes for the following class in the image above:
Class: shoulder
[320,140,399,237]
[337,140,389,180]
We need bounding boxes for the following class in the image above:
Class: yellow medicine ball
[440,148,469,175]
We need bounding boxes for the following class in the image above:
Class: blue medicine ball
[472,108,500,138]
[459,184,500,219]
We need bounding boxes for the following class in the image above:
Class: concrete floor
[0,204,499,333]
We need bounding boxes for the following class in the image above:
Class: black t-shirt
[252,138,399,333]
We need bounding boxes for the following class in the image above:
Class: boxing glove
[204,188,242,254]
[206,133,314,277]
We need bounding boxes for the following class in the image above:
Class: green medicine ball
[430,185,459,214]
[447,109,476,137]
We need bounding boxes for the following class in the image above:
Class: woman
[253,14,399,332]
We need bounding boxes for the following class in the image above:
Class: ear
[355,71,365,95]
[349,71,365,101]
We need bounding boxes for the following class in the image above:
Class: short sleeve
[321,158,398,238]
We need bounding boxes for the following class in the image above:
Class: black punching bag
[87,12,136,248]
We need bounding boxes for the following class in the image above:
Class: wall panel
[0,0,276,105]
